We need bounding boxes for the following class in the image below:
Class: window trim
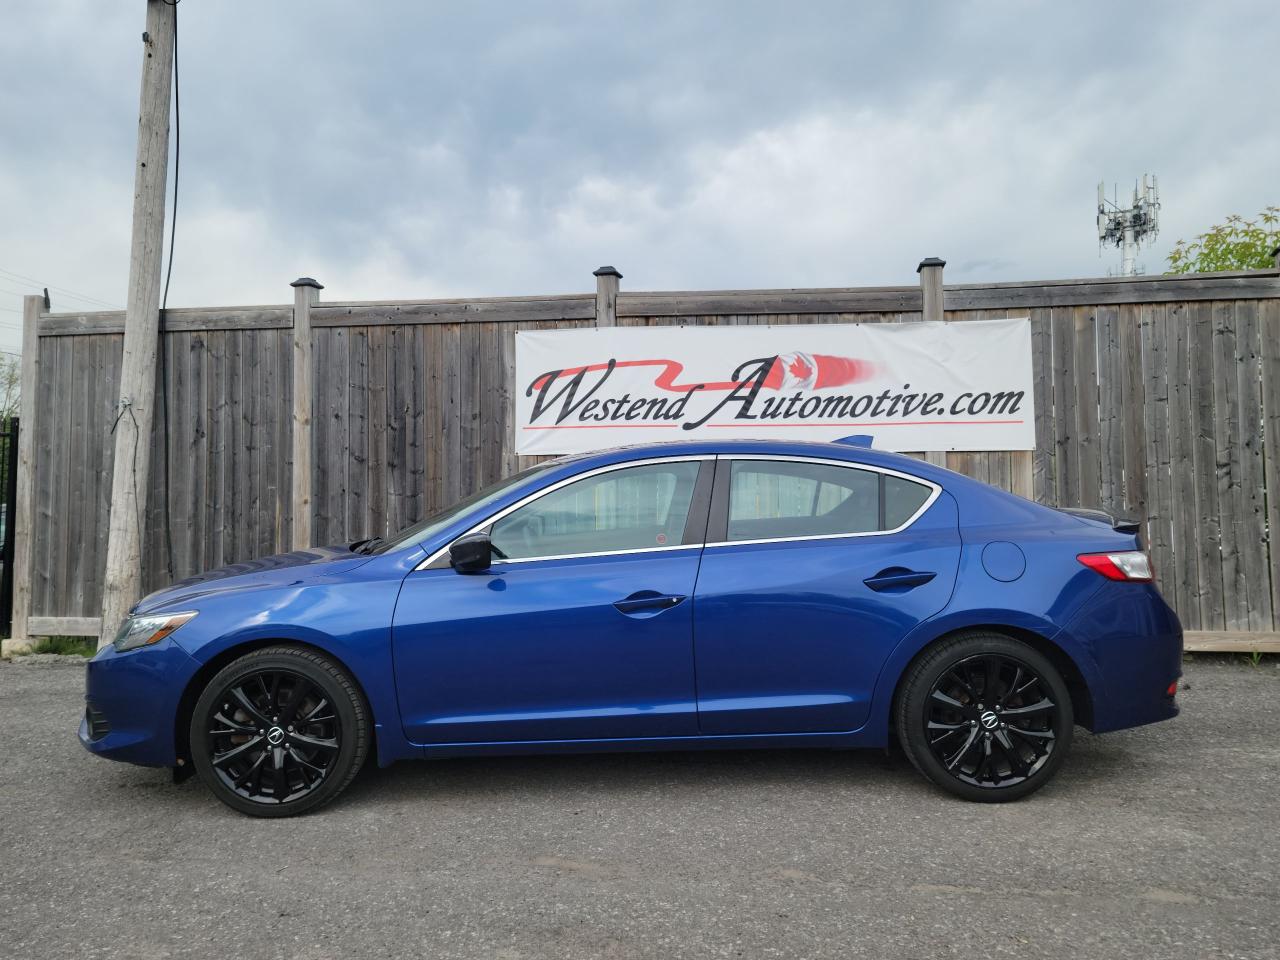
[415,456,714,570]
[706,454,942,550]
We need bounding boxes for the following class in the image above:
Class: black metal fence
[0,417,19,636]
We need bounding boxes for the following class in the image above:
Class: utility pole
[100,0,176,647]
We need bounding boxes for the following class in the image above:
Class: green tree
[1166,206,1279,273]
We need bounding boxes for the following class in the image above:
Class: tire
[895,631,1074,803]
[189,645,370,818]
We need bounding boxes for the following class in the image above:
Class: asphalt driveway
[0,656,1277,960]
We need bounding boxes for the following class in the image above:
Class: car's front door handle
[863,568,937,592]
[613,592,686,615]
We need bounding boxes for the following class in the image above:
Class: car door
[392,457,713,745]
[692,456,961,735]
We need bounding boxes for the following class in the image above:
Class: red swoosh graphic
[532,354,873,393]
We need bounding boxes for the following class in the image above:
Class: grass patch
[28,636,97,657]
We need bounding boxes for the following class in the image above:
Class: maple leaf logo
[787,356,812,381]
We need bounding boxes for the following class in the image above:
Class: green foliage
[1166,207,1280,274]
[28,636,97,657]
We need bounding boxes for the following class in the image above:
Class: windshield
[369,460,564,555]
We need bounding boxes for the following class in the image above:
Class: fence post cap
[290,277,325,290]
[593,265,622,279]
[916,257,946,273]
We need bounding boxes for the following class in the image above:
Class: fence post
[1272,245,1280,269]
[915,258,948,468]
[917,257,945,322]
[593,266,621,327]
[2,295,43,656]
[290,277,322,550]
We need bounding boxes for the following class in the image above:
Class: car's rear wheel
[189,646,369,818]
[895,632,1073,802]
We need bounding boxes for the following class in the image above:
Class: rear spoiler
[1057,507,1142,537]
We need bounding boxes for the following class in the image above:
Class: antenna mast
[1097,175,1160,276]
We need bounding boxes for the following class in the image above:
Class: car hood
[132,545,370,616]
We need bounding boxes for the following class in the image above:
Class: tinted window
[725,460,934,541]
[884,474,932,529]
[491,461,701,560]
[727,460,879,541]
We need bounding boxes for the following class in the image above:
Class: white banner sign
[515,319,1034,454]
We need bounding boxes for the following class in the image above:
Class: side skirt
[417,727,879,760]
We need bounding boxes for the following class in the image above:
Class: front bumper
[78,637,201,767]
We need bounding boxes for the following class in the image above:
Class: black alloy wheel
[896,632,1074,802]
[190,646,369,817]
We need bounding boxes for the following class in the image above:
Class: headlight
[113,612,197,652]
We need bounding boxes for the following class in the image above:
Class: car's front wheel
[895,632,1074,802]
[189,645,369,817]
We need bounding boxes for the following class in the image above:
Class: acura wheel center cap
[266,726,286,746]
[979,710,1000,730]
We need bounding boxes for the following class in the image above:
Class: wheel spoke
[1002,698,1055,718]
[994,730,1029,777]
[291,732,339,753]
[210,710,256,735]
[930,689,967,711]
[280,679,314,723]
[272,749,288,801]
[945,726,981,770]
[229,686,269,726]
[211,735,264,768]
[1007,725,1055,743]
[232,751,269,788]
[983,657,1001,701]
[1003,670,1024,706]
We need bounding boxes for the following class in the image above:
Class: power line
[0,266,122,310]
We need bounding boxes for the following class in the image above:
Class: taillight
[1077,551,1153,581]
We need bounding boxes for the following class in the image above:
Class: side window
[724,460,934,541]
[884,474,932,529]
[491,461,701,561]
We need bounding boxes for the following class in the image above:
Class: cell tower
[1097,175,1160,276]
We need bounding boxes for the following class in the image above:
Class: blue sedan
[80,438,1182,816]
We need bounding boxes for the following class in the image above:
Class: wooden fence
[7,260,1280,651]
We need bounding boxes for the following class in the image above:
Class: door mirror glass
[449,533,493,573]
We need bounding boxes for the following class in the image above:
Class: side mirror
[449,533,493,573]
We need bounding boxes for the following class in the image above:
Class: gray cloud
[0,0,1275,353]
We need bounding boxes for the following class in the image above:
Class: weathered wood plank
[347,327,370,541]
[367,325,389,539]
[1097,305,1122,515]
[28,616,102,638]
[1261,298,1280,631]
[1189,301,1225,629]
[1140,305,1176,608]
[39,306,292,336]
[1166,303,1201,629]
[1028,306,1053,503]
[1073,306,1101,509]
[1184,631,1280,653]
[313,297,595,329]
[1229,300,1271,630]
[1048,307,1076,507]
[1211,301,1248,629]
[1118,302,1147,521]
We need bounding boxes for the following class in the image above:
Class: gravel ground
[0,655,1277,960]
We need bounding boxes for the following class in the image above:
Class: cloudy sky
[0,1,1275,354]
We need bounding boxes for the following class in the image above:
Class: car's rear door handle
[863,568,936,592]
[613,592,686,615]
